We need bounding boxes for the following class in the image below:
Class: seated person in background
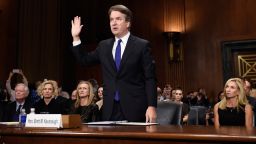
[71,89,77,101]
[27,81,42,106]
[171,89,176,101]
[162,87,171,101]
[182,91,194,106]
[0,84,8,122]
[58,85,70,99]
[188,91,198,106]
[157,87,165,101]
[214,78,253,127]
[205,91,224,126]
[193,92,209,108]
[217,91,224,102]
[6,69,28,102]
[55,82,71,114]
[96,87,103,110]
[88,78,99,96]
[242,77,256,127]
[198,88,208,100]
[70,81,99,123]
[174,88,190,124]
[3,83,32,122]
[251,88,256,98]
[34,80,67,114]
[0,82,8,101]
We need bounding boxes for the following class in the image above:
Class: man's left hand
[145,106,157,123]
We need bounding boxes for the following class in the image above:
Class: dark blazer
[72,34,157,121]
[70,102,99,123]
[34,98,67,114]
[3,100,32,122]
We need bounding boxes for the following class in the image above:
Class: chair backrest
[156,101,182,125]
[188,106,207,125]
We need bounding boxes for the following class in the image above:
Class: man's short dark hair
[108,4,132,23]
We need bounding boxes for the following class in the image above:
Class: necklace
[227,107,235,112]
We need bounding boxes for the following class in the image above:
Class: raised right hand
[71,16,83,41]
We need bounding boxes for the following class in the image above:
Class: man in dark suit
[71,5,157,122]
[3,83,32,122]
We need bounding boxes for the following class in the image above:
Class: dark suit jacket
[72,34,157,121]
[3,100,32,122]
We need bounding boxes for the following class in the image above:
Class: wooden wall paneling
[183,0,256,104]
[3,0,256,100]
[17,0,62,83]
[163,0,186,89]
[0,0,18,81]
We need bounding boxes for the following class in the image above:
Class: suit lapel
[106,38,117,72]
[119,35,135,71]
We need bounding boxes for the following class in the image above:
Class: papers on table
[84,121,158,126]
[0,122,20,125]
[117,122,158,126]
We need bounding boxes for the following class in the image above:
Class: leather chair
[188,106,207,125]
[156,101,182,125]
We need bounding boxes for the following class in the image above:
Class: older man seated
[3,83,32,122]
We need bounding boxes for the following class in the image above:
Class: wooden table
[0,124,256,144]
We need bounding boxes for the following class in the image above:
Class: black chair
[188,106,207,125]
[156,101,182,125]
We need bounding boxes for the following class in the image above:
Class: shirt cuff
[73,40,81,46]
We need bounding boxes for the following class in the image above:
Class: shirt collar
[16,101,25,106]
[115,32,130,45]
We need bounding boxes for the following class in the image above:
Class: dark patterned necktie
[16,104,22,114]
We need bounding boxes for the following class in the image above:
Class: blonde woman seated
[34,80,67,114]
[214,78,253,127]
[70,81,99,123]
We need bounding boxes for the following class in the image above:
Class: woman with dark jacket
[70,81,99,123]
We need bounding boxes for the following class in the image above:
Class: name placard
[25,114,62,128]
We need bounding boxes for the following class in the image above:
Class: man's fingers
[145,115,149,123]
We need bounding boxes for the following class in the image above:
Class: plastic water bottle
[30,108,35,114]
[19,109,27,126]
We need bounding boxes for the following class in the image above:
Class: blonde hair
[219,78,248,110]
[37,80,59,98]
[74,81,95,108]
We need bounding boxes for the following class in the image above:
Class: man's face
[244,80,251,95]
[15,85,27,101]
[110,11,130,38]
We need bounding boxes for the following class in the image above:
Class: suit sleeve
[142,42,157,107]
[71,43,100,66]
